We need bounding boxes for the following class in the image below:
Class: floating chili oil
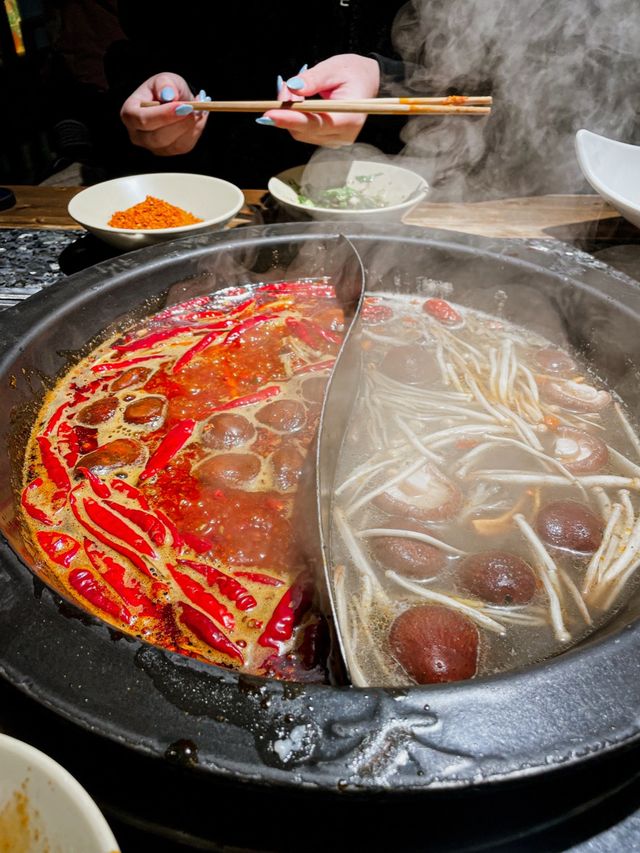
[20,279,344,681]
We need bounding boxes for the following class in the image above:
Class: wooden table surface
[2,184,638,242]
[0,186,266,232]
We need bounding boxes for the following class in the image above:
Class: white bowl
[575,129,640,229]
[68,173,245,250]
[268,160,429,222]
[0,733,118,852]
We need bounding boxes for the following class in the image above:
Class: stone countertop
[0,228,82,308]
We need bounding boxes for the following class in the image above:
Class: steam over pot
[1,223,640,848]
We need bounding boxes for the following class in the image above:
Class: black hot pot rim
[2,221,640,793]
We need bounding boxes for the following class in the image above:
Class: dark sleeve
[370,53,407,95]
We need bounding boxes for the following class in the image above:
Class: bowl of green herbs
[268,159,429,221]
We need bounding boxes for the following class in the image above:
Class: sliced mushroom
[532,347,576,375]
[369,516,447,579]
[374,464,462,523]
[202,413,255,450]
[75,438,144,474]
[256,400,306,433]
[389,605,479,684]
[111,366,152,391]
[540,378,611,413]
[123,396,166,426]
[76,396,118,426]
[550,426,608,474]
[197,453,261,487]
[458,551,537,606]
[536,500,603,554]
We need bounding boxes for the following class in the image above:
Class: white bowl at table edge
[0,733,119,852]
[575,129,640,229]
[67,172,245,249]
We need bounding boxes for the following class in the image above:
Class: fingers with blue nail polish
[286,76,304,91]
[276,75,284,94]
[160,86,175,102]
[298,64,308,74]
[175,104,194,116]
[256,117,276,126]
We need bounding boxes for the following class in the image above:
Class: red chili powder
[108,195,204,229]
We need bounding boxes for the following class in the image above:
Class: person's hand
[121,72,208,156]
[259,54,380,147]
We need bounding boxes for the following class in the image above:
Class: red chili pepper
[91,354,163,374]
[178,601,244,664]
[138,418,196,482]
[258,281,335,298]
[152,295,211,322]
[287,317,339,351]
[222,313,277,348]
[179,559,256,611]
[155,509,183,549]
[36,436,70,507]
[285,317,320,351]
[318,327,343,345]
[56,422,79,468]
[36,531,80,568]
[180,296,256,324]
[167,564,234,631]
[77,466,111,499]
[69,487,154,578]
[21,478,55,526]
[113,325,195,354]
[104,499,166,546]
[206,386,281,416]
[70,377,106,398]
[423,298,463,326]
[179,308,228,323]
[150,293,254,326]
[171,327,228,373]
[109,478,150,509]
[293,359,336,375]
[258,576,311,650]
[114,317,237,357]
[68,567,132,625]
[84,538,159,618]
[82,497,157,559]
[233,571,285,587]
[43,401,71,437]
[181,530,214,554]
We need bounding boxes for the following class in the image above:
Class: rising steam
[389,0,640,200]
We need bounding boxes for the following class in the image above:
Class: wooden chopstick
[140,97,491,116]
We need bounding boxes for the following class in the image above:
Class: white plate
[575,129,640,229]
[0,734,119,852]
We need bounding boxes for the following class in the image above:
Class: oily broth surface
[331,293,640,687]
[20,280,342,681]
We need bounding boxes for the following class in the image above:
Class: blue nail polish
[286,76,304,91]
[298,64,308,74]
[197,89,206,101]
[160,86,175,102]
[175,104,194,116]
[256,117,276,126]
[276,75,284,92]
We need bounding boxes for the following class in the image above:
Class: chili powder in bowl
[68,173,244,250]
